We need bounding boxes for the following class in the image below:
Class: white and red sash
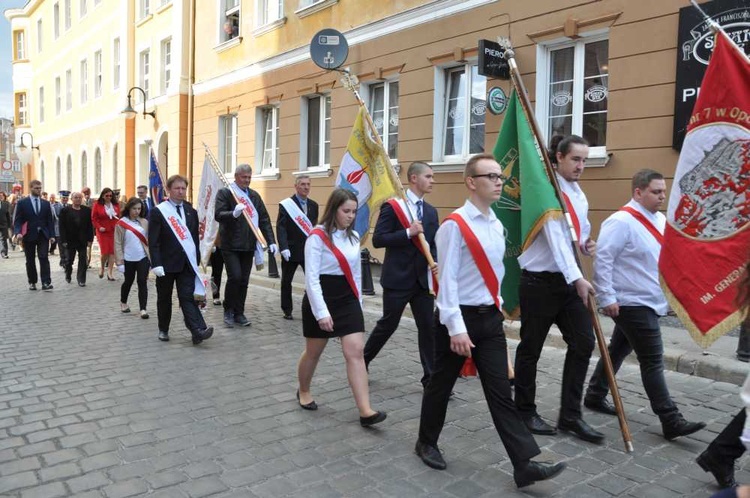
[156,202,207,297]
[620,206,664,246]
[230,182,265,267]
[117,218,148,247]
[310,228,359,299]
[561,192,581,242]
[280,197,313,237]
[386,198,438,294]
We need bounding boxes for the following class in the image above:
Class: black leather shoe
[192,326,214,345]
[296,390,318,411]
[283,314,293,320]
[234,314,251,327]
[415,440,447,470]
[663,417,706,441]
[514,461,567,488]
[65,276,71,283]
[524,415,557,435]
[584,396,617,415]
[360,411,387,427]
[223,311,235,328]
[42,283,53,291]
[158,331,169,342]
[558,417,605,444]
[696,449,737,489]
[77,281,86,287]
[29,283,37,291]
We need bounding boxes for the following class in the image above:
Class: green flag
[492,90,562,319]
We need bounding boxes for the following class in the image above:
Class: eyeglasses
[471,173,507,183]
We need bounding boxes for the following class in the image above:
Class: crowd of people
[2,134,748,493]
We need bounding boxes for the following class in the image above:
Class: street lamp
[18,132,40,152]
[121,86,156,120]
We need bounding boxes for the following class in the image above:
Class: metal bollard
[361,248,376,296]
[267,248,280,278]
[737,322,750,362]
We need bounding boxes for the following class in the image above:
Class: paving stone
[40,462,82,482]
[0,456,42,476]
[102,479,149,498]
[19,481,68,498]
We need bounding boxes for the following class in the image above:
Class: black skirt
[302,275,365,338]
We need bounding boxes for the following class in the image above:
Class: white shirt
[436,200,505,336]
[122,218,148,262]
[401,189,424,238]
[594,199,668,315]
[518,174,590,284]
[304,227,362,321]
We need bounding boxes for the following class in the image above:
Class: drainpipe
[186,0,196,201]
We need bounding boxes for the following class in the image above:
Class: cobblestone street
[0,251,748,497]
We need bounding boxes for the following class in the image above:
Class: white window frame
[431,61,487,166]
[36,19,43,53]
[113,38,121,90]
[161,38,172,95]
[255,105,280,177]
[219,0,241,44]
[14,31,25,60]
[534,30,609,164]
[256,0,283,27]
[64,0,71,31]
[80,0,87,17]
[53,2,60,39]
[139,49,150,101]
[140,0,150,19]
[39,86,45,123]
[65,69,72,111]
[55,76,61,115]
[218,113,238,174]
[79,58,88,104]
[81,150,88,188]
[299,94,331,174]
[94,148,102,194]
[94,50,102,98]
[16,93,28,126]
[362,79,399,163]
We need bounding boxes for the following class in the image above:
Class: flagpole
[202,143,269,251]
[338,71,438,274]
[502,45,634,453]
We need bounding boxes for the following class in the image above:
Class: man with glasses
[12,180,56,291]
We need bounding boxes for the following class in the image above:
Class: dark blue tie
[34,198,40,214]
[176,204,182,220]
[416,200,423,221]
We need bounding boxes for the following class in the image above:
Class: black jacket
[214,187,275,252]
[148,202,201,273]
[276,196,319,263]
[372,200,438,290]
[0,200,10,229]
[58,205,94,248]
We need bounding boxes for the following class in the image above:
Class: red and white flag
[196,155,224,267]
[660,30,750,348]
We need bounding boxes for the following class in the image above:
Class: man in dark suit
[276,175,319,319]
[364,162,439,387]
[215,164,277,328]
[149,175,214,345]
[13,180,56,291]
[58,192,94,286]
[137,184,151,219]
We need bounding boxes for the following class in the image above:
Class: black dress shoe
[524,415,557,435]
[158,330,169,342]
[29,283,37,291]
[78,281,86,287]
[65,276,71,283]
[696,449,737,489]
[296,390,318,411]
[223,311,235,328]
[584,396,617,415]
[192,326,214,345]
[415,440,446,470]
[283,314,294,320]
[360,411,387,427]
[663,417,706,441]
[42,283,53,291]
[234,314,251,327]
[558,417,604,444]
[514,461,567,488]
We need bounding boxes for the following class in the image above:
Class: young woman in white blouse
[297,188,386,427]
[114,197,151,318]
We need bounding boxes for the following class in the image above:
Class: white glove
[281,249,291,261]
[269,244,278,255]
[742,427,750,452]
[211,246,217,253]
[116,265,125,274]
[233,204,245,218]
[152,266,165,277]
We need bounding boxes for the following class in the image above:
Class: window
[55,76,61,115]
[40,161,45,187]
[139,50,150,101]
[80,0,87,17]
[161,38,171,95]
[16,93,28,126]
[113,38,121,90]
[94,148,102,193]
[80,59,88,104]
[161,0,171,5]
[257,0,282,26]
[435,63,486,162]
[304,95,331,169]
[64,0,71,30]
[39,87,45,123]
[368,80,399,160]
[221,0,240,42]
[94,50,102,97]
[218,114,238,173]
[538,37,609,152]
[66,155,72,190]
[54,3,60,39]
[112,144,118,189]
[14,31,25,60]
[81,151,88,187]
[94,0,101,4]
[140,0,150,18]
[37,19,43,53]
[56,158,62,190]
[256,106,279,173]
[65,69,72,110]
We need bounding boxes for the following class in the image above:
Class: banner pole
[503,46,634,453]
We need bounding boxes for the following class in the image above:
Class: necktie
[301,201,307,215]
[176,204,182,220]
[34,198,39,214]
[416,200,423,221]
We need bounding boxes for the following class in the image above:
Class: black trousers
[706,408,746,465]
[515,270,595,421]
[280,259,305,315]
[0,227,9,256]
[156,262,207,334]
[210,248,224,299]
[23,236,51,285]
[65,244,88,283]
[121,257,149,310]
[222,249,253,315]
[586,306,679,424]
[364,283,436,386]
[418,306,540,467]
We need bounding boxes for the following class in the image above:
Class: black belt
[522,270,566,281]
[460,304,498,314]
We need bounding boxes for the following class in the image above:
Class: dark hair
[406,161,432,183]
[136,185,148,191]
[548,135,589,165]
[631,169,664,193]
[123,197,145,218]
[97,188,114,205]
[464,153,497,179]
[166,174,188,188]
[0,191,6,200]
[320,188,359,242]
[29,180,42,188]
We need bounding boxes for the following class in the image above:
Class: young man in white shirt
[415,153,566,488]
[584,169,705,441]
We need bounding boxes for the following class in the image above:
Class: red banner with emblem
[659,30,750,348]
